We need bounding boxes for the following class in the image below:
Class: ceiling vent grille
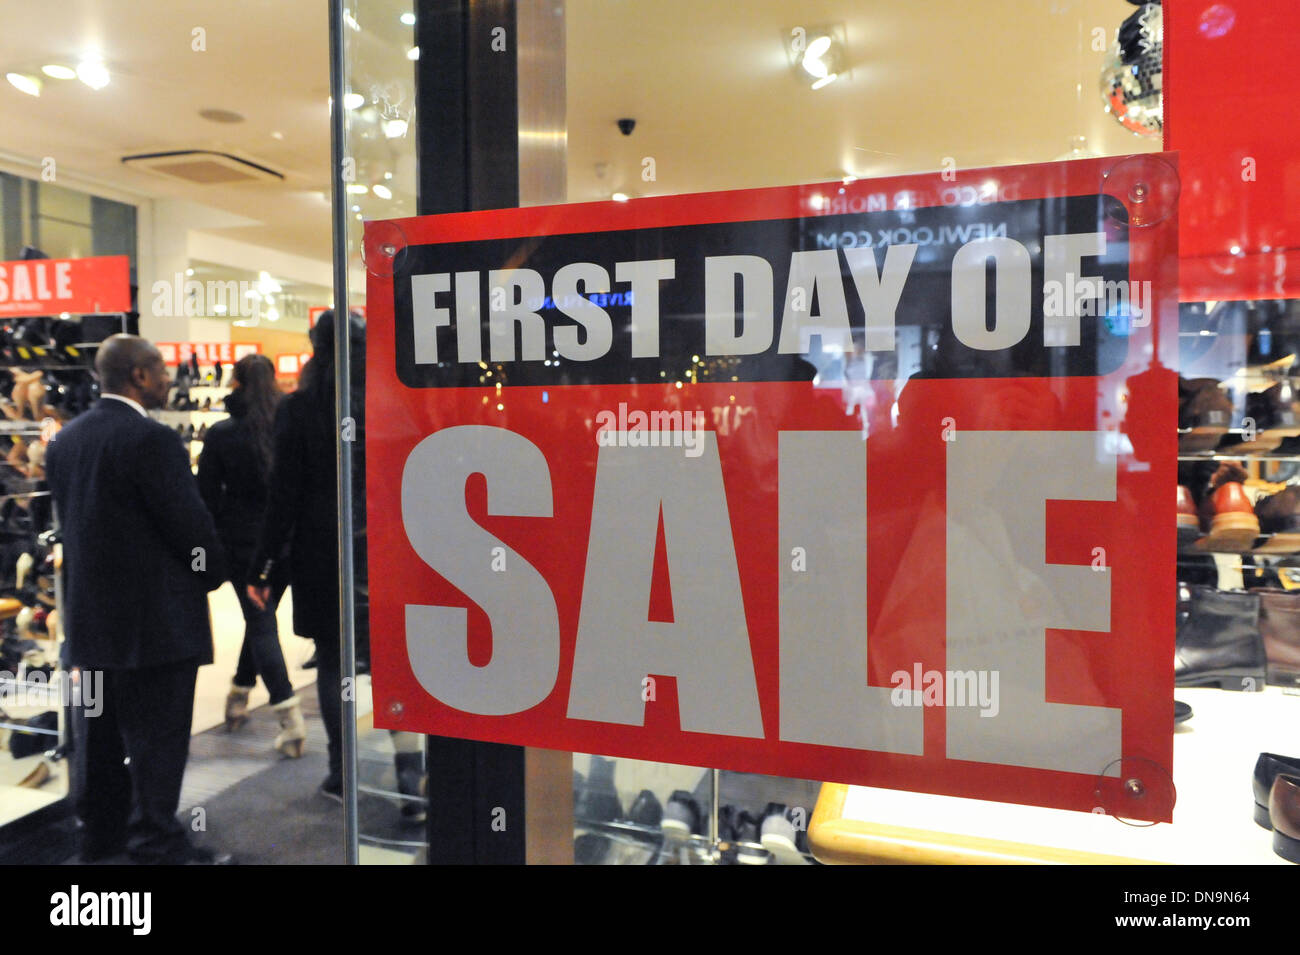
[121,150,284,184]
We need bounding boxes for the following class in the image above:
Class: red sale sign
[0,255,130,317]
[366,155,1179,819]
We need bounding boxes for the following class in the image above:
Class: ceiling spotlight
[802,36,832,78]
[811,73,837,90]
[406,46,420,61]
[346,183,368,195]
[611,192,629,202]
[400,12,416,25]
[383,171,393,180]
[75,59,110,90]
[271,130,284,140]
[382,118,408,138]
[372,183,392,199]
[343,92,364,110]
[6,73,41,97]
[41,64,75,80]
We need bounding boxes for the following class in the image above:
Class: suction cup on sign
[1102,154,1179,229]
[363,220,408,278]
[1092,755,1176,826]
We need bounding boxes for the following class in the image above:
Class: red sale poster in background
[0,254,130,317]
[365,154,1179,820]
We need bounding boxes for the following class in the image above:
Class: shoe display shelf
[0,320,125,842]
[572,756,818,865]
[808,686,1298,864]
[151,384,231,471]
[0,463,75,834]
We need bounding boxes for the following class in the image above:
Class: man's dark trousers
[74,660,200,861]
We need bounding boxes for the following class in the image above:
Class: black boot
[394,751,426,824]
[1176,587,1267,691]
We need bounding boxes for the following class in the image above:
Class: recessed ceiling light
[343,92,364,110]
[346,184,368,195]
[400,12,416,25]
[611,192,629,202]
[271,130,284,140]
[199,108,244,123]
[383,171,393,180]
[811,74,837,90]
[75,59,110,90]
[6,73,41,97]
[372,184,392,200]
[382,118,408,138]
[406,46,420,61]
[41,64,75,80]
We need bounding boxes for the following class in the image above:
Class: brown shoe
[1177,484,1202,545]
[1254,485,1300,553]
[1269,774,1300,863]
[1258,589,1300,686]
[1200,480,1260,551]
[1179,377,1233,451]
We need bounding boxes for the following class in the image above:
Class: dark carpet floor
[2,682,424,865]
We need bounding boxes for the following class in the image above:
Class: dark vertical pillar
[414,0,527,866]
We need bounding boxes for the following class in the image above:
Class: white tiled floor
[196,582,318,733]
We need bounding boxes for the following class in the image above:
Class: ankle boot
[394,751,426,823]
[272,696,306,758]
[225,683,252,732]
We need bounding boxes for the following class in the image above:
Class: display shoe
[1174,586,1266,690]
[1270,775,1300,863]
[731,810,769,865]
[1253,485,1300,554]
[1254,753,1300,828]
[1257,589,1300,686]
[394,751,427,824]
[1199,480,1260,551]
[16,759,51,789]
[660,789,701,840]
[759,802,811,865]
[1174,700,1192,723]
[1253,381,1300,438]
[573,756,621,823]
[1179,377,1233,452]
[627,788,663,827]
[1176,485,1202,546]
[224,682,251,732]
[271,695,306,758]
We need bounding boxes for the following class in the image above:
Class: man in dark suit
[46,335,233,864]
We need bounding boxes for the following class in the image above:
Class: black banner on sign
[392,194,1135,388]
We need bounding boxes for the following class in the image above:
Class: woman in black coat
[248,312,367,797]
[197,354,302,755]
[248,312,424,816]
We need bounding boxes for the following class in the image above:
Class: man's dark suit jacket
[46,397,227,670]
